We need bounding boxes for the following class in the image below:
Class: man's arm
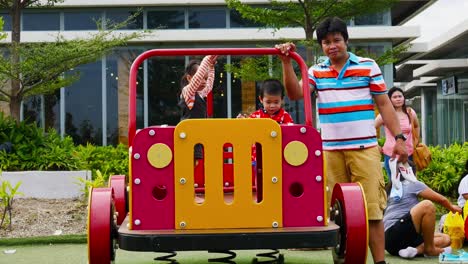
[276,42,308,100]
[281,58,303,100]
[374,94,408,162]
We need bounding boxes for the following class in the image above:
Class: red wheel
[109,175,127,225]
[88,187,117,264]
[330,183,368,264]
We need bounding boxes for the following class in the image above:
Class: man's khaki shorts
[325,146,387,220]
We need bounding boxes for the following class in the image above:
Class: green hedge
[0,113,80,171]
[0,113,128,182]
[418,142,468,199]
[75,143,128,180]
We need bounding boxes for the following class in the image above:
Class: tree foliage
[225,0,404,80]
[0,0,146,122]
[0,18,7,42]
[354,43,411,67]
[226,0,397,40]
[0,29,145,100]
[225,56,283,82]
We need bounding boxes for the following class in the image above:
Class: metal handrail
[128,48,312,146]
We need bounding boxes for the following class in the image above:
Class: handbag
[408,108,431,171]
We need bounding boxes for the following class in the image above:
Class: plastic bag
[443,212,465,249]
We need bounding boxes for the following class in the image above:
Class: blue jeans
[383,154,414,178]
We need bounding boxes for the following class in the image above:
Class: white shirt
[457,174,468,207]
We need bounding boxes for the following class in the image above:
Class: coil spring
[253,249,284,264]
[207,250,237,263]
[154,251,179,264]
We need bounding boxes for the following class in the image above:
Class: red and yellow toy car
[87,48,368,264]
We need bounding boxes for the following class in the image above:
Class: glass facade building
[401,29,468,147]
[420,76,468,146]
[2,5,397,146]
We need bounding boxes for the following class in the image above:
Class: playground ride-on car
[87,48,369,264]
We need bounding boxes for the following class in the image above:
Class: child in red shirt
[237,79,294,125]
[238,79,294,166]
[239,79,294,124]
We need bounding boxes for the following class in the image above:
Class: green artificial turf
[0,234,86,246]
[0,243,450,264]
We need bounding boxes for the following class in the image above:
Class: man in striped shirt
[276,17,408,264]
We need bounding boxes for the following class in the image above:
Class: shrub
[0,177,23,230]
[0,113,80,171]
[75,170,107,198]
[0,114,128,181]
[418,142,468,199]
[75,143,128,182]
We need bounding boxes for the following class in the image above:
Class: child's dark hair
[316,17,349,45]
[259,79,284,98]
[388,87,411,123]
[180,59,200,88]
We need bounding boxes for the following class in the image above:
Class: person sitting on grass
[384,162,461,259]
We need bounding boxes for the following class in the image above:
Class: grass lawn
[0,243,453,264]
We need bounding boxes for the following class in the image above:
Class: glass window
[1,13,12,31]
[212,57,227,118]
[23,12,60,31]
[147,56,185,126]
[351,44,385,58]
[464,102,468,143]
[65,61,102,145]
[230,57,244,117]
[105,10,143,30]
[229,56,263,119]
[189,8,226,29]
[107,49,142,145]
[436,77,465,146]
[44,91,61,132]
[461,76,468,143]
[354,11,389,26]
[23,95,42,126]
[136,64,144,129]
[423,88,436,146]
[106,56,120,146]
[64,11,101,30]
[147,10,185,29]
[229,10,262,28]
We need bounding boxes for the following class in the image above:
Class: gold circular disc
[147,143,173,169]
[283,141,308,166]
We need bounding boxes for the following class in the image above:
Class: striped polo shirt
[309,52,387,150]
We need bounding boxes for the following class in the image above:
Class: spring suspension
[154,251,179,264]
[207,250,237,264]
[253,249,284,264]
